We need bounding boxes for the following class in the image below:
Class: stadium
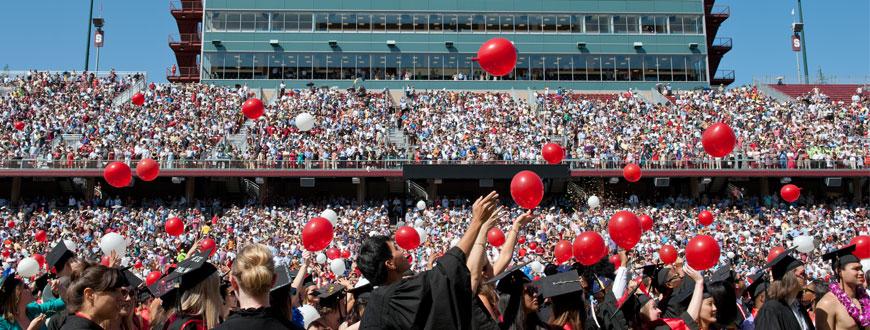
[0,0,868,329]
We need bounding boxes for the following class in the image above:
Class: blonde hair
[232,244,276,297]
[179,273,222,329]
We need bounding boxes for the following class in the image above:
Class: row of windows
[203,52,707,82]
[205,11,703,35]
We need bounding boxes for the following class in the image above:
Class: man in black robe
[754,249,814,330]
[357,192,499,330]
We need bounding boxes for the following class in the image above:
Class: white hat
[354,277,370,290]
[298,304,320,329]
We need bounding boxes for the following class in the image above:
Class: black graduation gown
[58,314,103,330]
[658,295,685,319]
[754,299,814,330]
[47,311,70,330]
[360,247,472,330]
[472,296,500,330]
[214,307,302,330]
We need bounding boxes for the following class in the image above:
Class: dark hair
[544,264,559,276]
[549,292,585,330]
[708,281,737,327]
[356,235,392,286]
[0,277,23,321]
[65,265,125,312]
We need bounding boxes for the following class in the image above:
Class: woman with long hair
[61,265,129,330]
[754,251,812,329]
[0,272,66,330]
[541,270,585,330]
[159,249,223,330]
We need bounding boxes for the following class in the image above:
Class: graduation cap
[541,270,582,299]
[640,264,671,290]
[765,248,803,281]
[590,274,613,295]
[315,282,346,307]
[488,263,530,293]
[708,265,736,284]
[31,273,50,296]
[151,249,218,308]
[47,241,75,271]
[347,277,372,296]
[611,284,653,320]
[122,269,144,289]
[271,264,292,293]
[822,245,861,274]
[745,272,768,300]
[301,273,315,288]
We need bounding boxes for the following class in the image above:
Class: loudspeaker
[300,178,315,187]
[654,177,670,187]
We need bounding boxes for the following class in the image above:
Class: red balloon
[529,242,539,250]
[103,162,132,188]
[541,143,565,165]
[131,92,145,106]
[35,230,47,243]
[554,240,574,264]
[302,217,334,252]
[165,217,184,236]
[535,247,544,255]
[518,237,526,244]
[573,231,608,266]
[134,261,143,269]
[640,215,654,232]
[242,98,265,120]
[326,248,341,260]
[850,236,870,259]
[701,122,736,158]
[659,245,678,265]
[136,158,160,181]
[487,228,506,247]
[100,256,111,266]
[200,238,217,256]
[510,170,544,209]
[780,184,800,203]
[623,164,641,183]
[33,254,46,269]
[518,248,527,257]
[211,215,219,225]
[608,211,642,250]
[1,250,9,258]
[473,38,517,76]
[340,250,351,259]
[609,254,622,268]
[395,226,421,250]
[698,210,714,227]
[146,271,162,286]
[5,221,13,229]
[13,122,25,131]
[767,246,786,263]
[686,235,720,270]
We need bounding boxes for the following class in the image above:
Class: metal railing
[169,0,202,12]
[714,70,735,80]
[710,5,731,17]
[0,70,145,80]
[0,158,866,171]
[169,33,202,44]
[712,37,732,49]
[167,67,200,79]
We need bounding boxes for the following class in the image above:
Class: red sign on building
[791,34,801,52]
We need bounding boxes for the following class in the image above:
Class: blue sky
[0,0,867,85]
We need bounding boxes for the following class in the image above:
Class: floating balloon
[35,230,47,243]
[767,246,786,263]
[315,253,327,264]
[608,211,642,250]
[793,235,815,253]
[701,123,736,158]
[554,240,573,264]
[659,245,678,265]
[487,228,506,247]
[64,240,77,252]
[295,112,315,131]
[17,258,39,277]
[529,242,539,250]
[685,235,720,270]
[698,210,714,227]
[200,238,217,256]
[326,248,340,260]
[99,232,127,256]
[518,248,527,257]
[100,256,111,266]
[780,184,800,203]
[134,261,143,269]
[640,214,654,232]
[573,232,607,266]
[165,217,184,236]
[473,38,517,76]
[395,226,421,250]
[146,271,162,286]
[33,254,45,269]
[5,221,13,229]
[510,170,544,209]
[587,196,601,209]
[103,162,132,188]
[330,258,346,276]
[416,200,426,211]
[13,122,24,131]
[131,93,145,106]
[541,143,565,164]
[850,236,870,259]
[609,255,622,268]
[341,250,351,259]
[242,98,265,120]
[136,158,160,181]
[302,217,334,252]
[320,209,338,226]
[623,164,641,182]
[415,227,428,244]
[518,236,526,245]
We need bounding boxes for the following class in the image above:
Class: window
[429,14,443,32]
[385,14,400,32]
[654,16,668,33]
[207,12,225,32]
[572,55,587,80]
[299,13,313,31]
[445,14,458,32]
[356,54,370,80]
[328,13,341,31]
[514,55,529,80]
[268,54,283,79]
[430,54,444,80]
[299,55,313,80]
[412,55,428,80]
[557,15,571,33]
[641,16,655,34]
[658,56,672,81]
[615,55,630,81]
[444,54,459,79]
[240,13,256,32]
[557,56,573,80]
[585,15,609,33]
[340,55,353,79]
[542,16,557,33]
[225,12,241,32]
[515,15,529,33]
[529,15,543,33]
[684,16,701,34]
[587,56,602,80]
[372,14,386,32]
[672,56,687,81]
[253,54,267,79]
[238,53,254,79]
[629,55,643,81]
[270,13,283,32]
[486,15,499,33]
[326,55,339,79]
[357,14,371,32]
[315,13,328,31]
[602,56,616,81]
[668,16,683,34]
[400,14,414,32]
[313,54,328,79]
[472,15,485,32]
[571,15,583,33]
[282,13,299,32]
[500,15,513,33]
[457,15,472,32]
[342,13,356,32]
[413,14,428,32]
[283,54,298,79]
[613,15,638,33]
[644,56,658,81]
[530,55,544,80]
[255,12,270,32]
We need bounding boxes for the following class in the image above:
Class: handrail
[169,0,202,12]
[2,158,867,171]
[112,78,148,108]
[710,5,730,16]
[712,37,732,48]
[169,33,202,44]
[0,70,145,79]
[714,70,735,80]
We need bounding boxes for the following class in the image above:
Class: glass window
[515,15,529,33]
[472,15,485,32]
[557,56,572,80]
[225,12,241,32]
[207,12,225,32]
[669,16,683,34]
[340,55,353,79]
[460,55,475,80]
[299,54,313,80]
[325,55,339,79]
[542,16,557,33]
[514,55,529,80]
[444,54,459,79]
[253,54,267,79]
[283,13,299,32]
[299,13,313,31]
[530,55,544,80]
[372,14,386,32]
[584,15,602,33]
[429,14,443,32]
[542,56,557,80]
[255,12,269,31]
[328,13,341,31]
[283,54,297,79]
[342,13,356,32]
[457,14,472,32]
[400,14,414,32]
[430,55,444,80]
[658,56,672,80]
[270,13,283,31]
[672,56,687,81]
[644,55,658,81]
[412,55,428,80]
[356,54,370,80]
[204,52,222,79]
[641,16,655,34]
[315,13,328,31]
[571,15,583,33]
[240,13,255,32]
[655,16,668,34]
[529,15,543,33]
[385,14,400,32]
[587,56,602,80]
[556,15,571,33]
[486,15,499,33]
[628,55,642,81]
[399,54,413,79]
[413,14,428,32]
[614,15,638,33]
[684,16,700,34]
[615,55,630,81]
[444,14,458,32]
[313,54,327,79]
[268,54,282,79]
[238,53,253,79]
[500,15,513,33]
[357,14,371,31]
[572,55,586,80]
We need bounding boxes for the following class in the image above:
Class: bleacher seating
[769,84,866,103]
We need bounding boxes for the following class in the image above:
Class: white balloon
[99,233,127,256]
[321,209,338,226]
[726,252,735,259]
[295,113,315,131]
[315,253,327,264]
[330,258,346,276]
[17,257,39,277]
[63,239,77,252]
[414,219,424,227]
[862,259,870,273]
[416,200,426,211]
[587,196,600,209]
[529,261,544,274]
[415,227,428,244]
[793,235,815,253]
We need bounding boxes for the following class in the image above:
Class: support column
[356,178,366,204]
[85,178,95,201]
[759,178,770,196]
[10,178,21,206]
[689,177,700,199]
[426,179,437,201]
[185,178,195,202]
[259,178,268,204]
[853,178,864,204]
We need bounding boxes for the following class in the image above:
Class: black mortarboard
[541,270,582,298]
[709,265,735,284]
[271,264,291,293]
[611,284,652,319]
[47,242,75,271]
[152,249,218,306]
[745,272,768,300]
[315,283,346,306]
[673,277,696,304]
[488,263,530,293]
[765,248,803,281]
[640,264,671,289]
[301,273,315,288]
[32,273,50,295]
[822,245,861,273]
[122,269,144,289]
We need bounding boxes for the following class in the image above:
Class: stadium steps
[59,134,83,149]
[225,178,241,194]
[387,128,409,149]
[710,177,727,193]
[755,84,794,103]
[644,89,673,105]
[768,84,865,103]
[112,79,147,108]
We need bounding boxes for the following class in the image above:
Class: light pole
[85,0,94,71]
[796,0,809,83]
[93,18,105,72]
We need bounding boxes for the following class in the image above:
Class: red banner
[791,34,801,52]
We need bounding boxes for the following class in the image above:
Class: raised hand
[472,191,499,226]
